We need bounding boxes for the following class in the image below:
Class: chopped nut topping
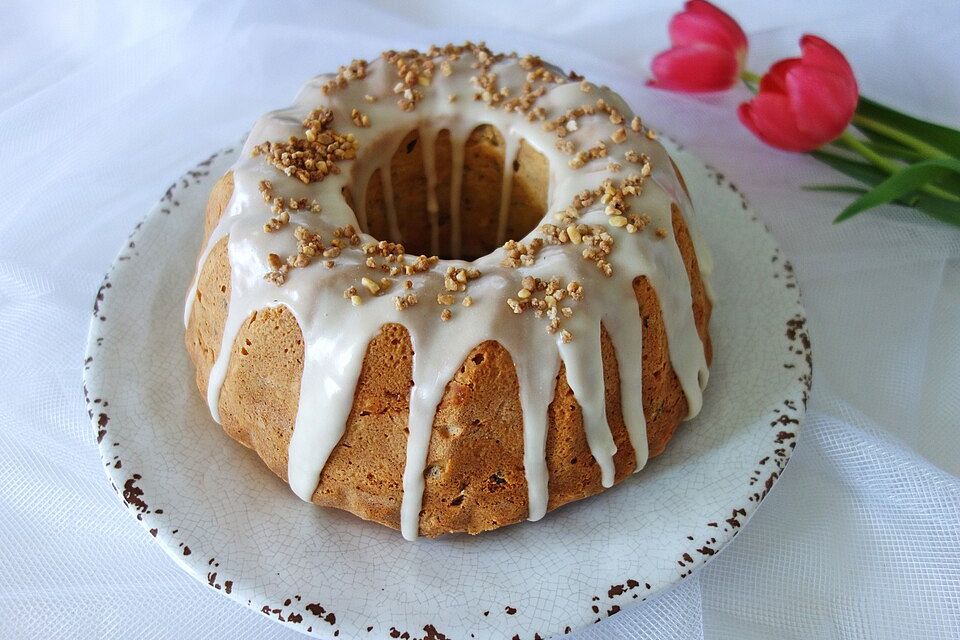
[361,277,381,294]
[394,292,419,310]
[555,138,576,155]
[263,210,289,232]
[320,58,369,95]
[252,108,357,184]
[504,276,584,339]
[437,293,455,305]
[611,127,627,144]
[655,227,669,238]
[501,238,544,268]
[462,296,473,307]
[258,180,318,232]
[350,108,371,128]
[440,309,452,322]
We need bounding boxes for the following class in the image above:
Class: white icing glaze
[184,47,712,540]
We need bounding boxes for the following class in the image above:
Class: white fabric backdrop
[2,0,958,638]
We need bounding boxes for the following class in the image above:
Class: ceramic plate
[84,140,811,639]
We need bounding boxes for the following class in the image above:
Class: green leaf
[809,152,960,226]
[858,96,960,158]
[834,159,960,223]
[852,126,921,160]
[862,139,925,163]
[810,150,888,187]
[803,184,869,194]
[911,193,960,227]
[853,126,960,197]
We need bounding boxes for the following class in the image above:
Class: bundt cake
[184,43,713,540]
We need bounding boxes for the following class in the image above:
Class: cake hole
[359,125,547,261]
[450,495,465,506]
[425,465,441,479]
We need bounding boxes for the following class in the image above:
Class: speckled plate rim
[83,140,811,640]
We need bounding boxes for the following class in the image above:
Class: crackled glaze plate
[84,141,811,639]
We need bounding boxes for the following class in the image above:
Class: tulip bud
[648,0,748,93]
[738,35,859,152]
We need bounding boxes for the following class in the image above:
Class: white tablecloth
[2,1,959,638]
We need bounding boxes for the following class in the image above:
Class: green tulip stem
[739,70,760,94]
[836,131,960,202]
[852,113,953,160]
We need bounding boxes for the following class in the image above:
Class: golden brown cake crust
[186,128,712,537]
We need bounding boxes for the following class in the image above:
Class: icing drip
[558,319,617,487]
[514,351,561,522]
[185,46,713,540]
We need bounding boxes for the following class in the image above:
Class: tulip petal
[800,35,853,76]
[649,44,740,92]
[759,58,799,95]
[682,0,748,52]
[799,34,859,97]
[670,6,746,54]
[739,93,821,152]
[786,66,858,142]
